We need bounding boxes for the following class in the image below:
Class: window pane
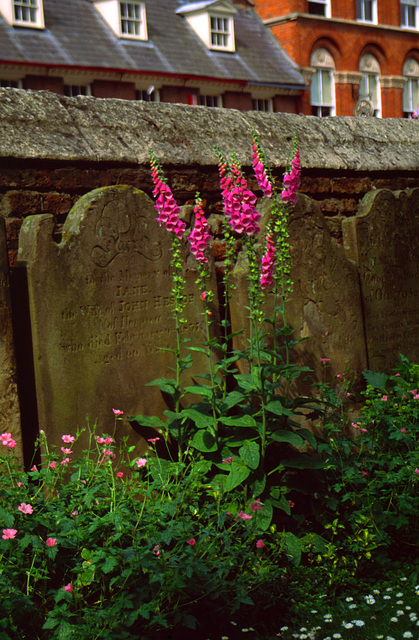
[310,70,321,104]
[308,2,326,16]
[321,70,332,104]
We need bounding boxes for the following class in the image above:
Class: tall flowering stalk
[149,150,187,462]
[251,131,300,459]
[188,194,219,441]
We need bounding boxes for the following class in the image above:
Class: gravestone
[0,217,23,460]
[17,186,218,456]
[343,188,419,371]
[229,194,367,390]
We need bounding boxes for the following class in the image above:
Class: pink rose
[135,458,147,468]
[112,409,124,416]
[46,538,57,547]
[18,503,33,514]
[2,528,17,539]
[186,538,196,546]
[62,435,75,444]
[64,583,73,593]
[256,539,265,549]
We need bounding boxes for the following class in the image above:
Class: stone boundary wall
[1,88,419,266]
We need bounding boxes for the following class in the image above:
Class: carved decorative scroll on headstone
[343,188,419,371]
[18,186,218,456]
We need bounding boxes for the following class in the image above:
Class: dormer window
[176,1,236,53]
[92,0,147,40]
[0,0,44,28]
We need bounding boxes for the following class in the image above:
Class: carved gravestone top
[0,217,23,460]
[343,188,419,371]
[18,186,217,456]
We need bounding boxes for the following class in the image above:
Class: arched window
[403,58,419,117]
[359,54,381,117]
[310,48,335,117]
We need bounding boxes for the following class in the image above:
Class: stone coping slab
[0,88,418,171]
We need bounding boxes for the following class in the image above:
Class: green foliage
[0,430,289,639]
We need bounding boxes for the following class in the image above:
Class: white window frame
[356,0,377,24]
[403,59,419,116]
[310,48,335,117]
[92,0,147,40]
[64,84,91,98]
[209,13,233,50]
[176,1,236,53]
[0,0,45,28]
[0,78,22,88]
[401,0,419,28]
[359,54,381,117]
[200,94,222,107]
[136,88,160,102]
[251,98,273,112]
[307,0,331,18]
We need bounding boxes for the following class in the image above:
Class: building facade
[253,0,419,117]
[0,0,306,113]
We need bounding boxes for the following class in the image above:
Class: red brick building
[0,0,305,113]
[253,0,419,118]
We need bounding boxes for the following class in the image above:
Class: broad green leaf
[127,415,166,428]
[180,408,214,429]
[187,346,208,355]
[296,428,317,450]
[269,430,305,447]
[362,370,389,390]
[219,390,245,410]
[233,373,259,392]
[249,469,266,496]
[284,531,302,566]
[255,498,273,531]
[190,429,218,453]
[239,440,260,470]
[184,385,214,398]
[283,455,325,469]
[224,463,250,491]
[265,401,294,417]
[219,415,257,428]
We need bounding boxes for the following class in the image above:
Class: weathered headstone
[17,186,218,456]
[229,194,367,390]
[0,216,23,460]
[343,188,419,371]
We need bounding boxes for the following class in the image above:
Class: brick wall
[1,91,418,269]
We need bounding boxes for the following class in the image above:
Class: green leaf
[224,463,250,491]
[180,408,214,429]
[269,430,305,447]
[283,455,325,469]
[190,430,218,453]
[127,415,166,428]
[184,385,214,398]
[296,428,318,450]
[219,415,257,428]
[239,440,260,470]
[219,390,245,410]
[187,346,209,355]
[284,531,302,566]
[265,401,294,417]
[362,370,389,390]
[256,498,273,530]
[233,373,259,392]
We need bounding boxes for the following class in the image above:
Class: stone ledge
[1,88,419,171]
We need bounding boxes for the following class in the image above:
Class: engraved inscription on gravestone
[18,186,218,455]
[229,194,367,389]
[343,188,419,371]
[0,216,23,460]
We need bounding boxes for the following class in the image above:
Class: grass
[162,572,419,640]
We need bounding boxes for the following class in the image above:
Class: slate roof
[0,0,305,88]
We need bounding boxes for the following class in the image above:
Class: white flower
[300,635,309,639]
[390,617,398,622]
[373,589,380,595]
[332,634,342,639]
[383,595,391,600]
[400,576,407,581]
[365,595,376,605]
[396,610,404,616]
[324,614,333,622]
[310,610,318,614]
[343,623,354,629]
[280,627,289,632]
[386,587,393,592]
[402,632,413,638]
[352,620,365,627]
[345,596,354,602]
[396,592,403,597]
[348,604,357,609]
[300,628,308,632]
